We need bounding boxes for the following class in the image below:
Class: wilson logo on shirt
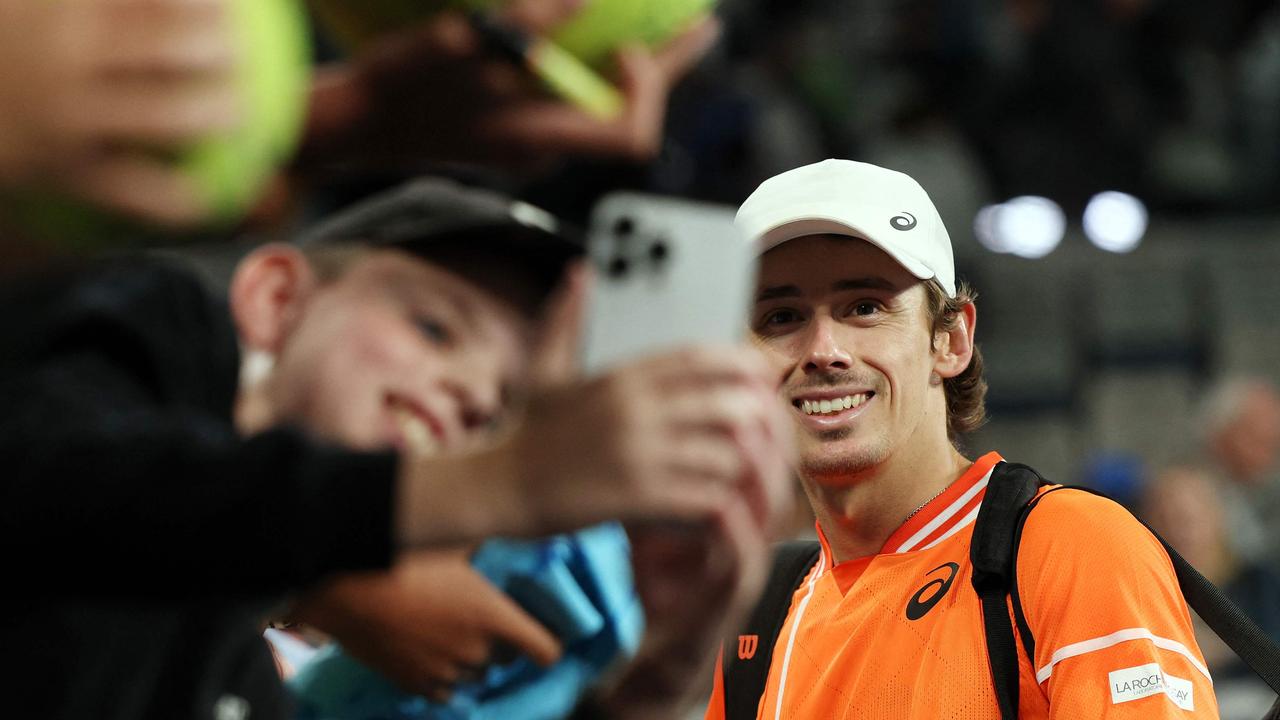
[905,562,959,620]
[737,634,759,660]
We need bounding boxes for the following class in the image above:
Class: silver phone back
[581,192,757,375]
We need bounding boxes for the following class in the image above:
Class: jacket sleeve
[0,263,398,598]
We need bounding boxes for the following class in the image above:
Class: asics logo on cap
[890,212,917,231]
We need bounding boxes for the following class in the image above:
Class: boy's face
[259,248,532,453]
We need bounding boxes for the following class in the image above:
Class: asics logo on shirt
[905,562,959,620]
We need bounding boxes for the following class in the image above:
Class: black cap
[298,178,582,309]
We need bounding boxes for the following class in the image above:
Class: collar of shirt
[815,451,1004,594]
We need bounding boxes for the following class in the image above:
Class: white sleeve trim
[772,546,826,720]
[1035,627,1214,685]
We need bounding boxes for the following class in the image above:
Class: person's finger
[57,151,209,226]
[352,645,461,697]
[475,100,645,160]
[368,11,480,72]
[476,58,531,98]
[662,385,770,435]
[641,346,775,391]
[647,15,722,81]
[529,262,591,387]
[92,0,231,72]
[707,495,769,616]
[640,475,734,523]
[725,411,774,531]
[82,73,240,145]
[499,0,586,35]
[610,43,667,159]
[663,437,744,484]
[99,0,226,17]
[422,680,457,704]
[477,582,562,667]
[94,21,235,79]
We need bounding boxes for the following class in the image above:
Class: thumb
[481,586,564,667]
[530,261,591,387]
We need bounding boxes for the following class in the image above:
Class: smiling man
[704,159,1219,719]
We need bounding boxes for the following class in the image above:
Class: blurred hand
[0,0,239,224]
[509,344,792,536]
[300,0,720,172]
[591,488,787,719]
[470,263,788,535]
[293,550,561,700]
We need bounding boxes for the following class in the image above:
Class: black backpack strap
[1152,522,1280,695]
[722,540,822,720]
[969,461,1044,720]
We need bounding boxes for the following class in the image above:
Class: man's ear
[229,243,318,355]
[934,302,976,380]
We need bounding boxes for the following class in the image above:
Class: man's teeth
[393,405,438,456]
[800,394,869,416]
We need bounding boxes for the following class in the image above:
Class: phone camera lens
[614,217,635,236]
[649,241,669,264]
[608,256,630,278]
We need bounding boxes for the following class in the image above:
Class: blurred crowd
[1078,376,1280,719]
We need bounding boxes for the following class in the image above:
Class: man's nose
[800,315,853,373]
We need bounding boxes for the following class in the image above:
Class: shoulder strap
[722,540,821,720]
[969,461,1044,720]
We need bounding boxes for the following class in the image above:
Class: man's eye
[415,317,452,345]
[849,301,880,317]
[762,308,802,326]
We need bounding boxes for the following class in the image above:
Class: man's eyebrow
[756,277,899,302]
[756,285,802,302]
[832,277,899,293]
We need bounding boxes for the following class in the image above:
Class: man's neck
[804,443,972,564]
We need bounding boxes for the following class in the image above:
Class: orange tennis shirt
[706,452,1218,719]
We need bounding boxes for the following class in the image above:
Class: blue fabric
[289,523,642,720]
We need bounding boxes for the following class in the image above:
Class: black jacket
[0,259,399,719]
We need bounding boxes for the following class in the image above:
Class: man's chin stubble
[799,429,884,480]
[816,427,853,442]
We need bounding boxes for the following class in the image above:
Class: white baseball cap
[736,159,956,297]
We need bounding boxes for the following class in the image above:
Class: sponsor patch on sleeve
[1108,663,1194,711]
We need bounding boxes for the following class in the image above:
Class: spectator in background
[1200,376,1280,569]
[1139,464,1280,720]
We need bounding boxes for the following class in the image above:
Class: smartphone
[580,192,758,374]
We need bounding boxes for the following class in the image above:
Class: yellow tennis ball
[184,0,311,221]
[2,0,310,252]
[551,0,716,69]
